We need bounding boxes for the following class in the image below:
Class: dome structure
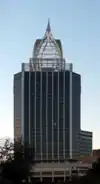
[32,20,64,69]
[33,20,63,59]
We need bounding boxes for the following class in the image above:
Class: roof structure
[33,20,63,59]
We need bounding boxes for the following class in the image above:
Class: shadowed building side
[14,73,22,141]
[80,130,92,156]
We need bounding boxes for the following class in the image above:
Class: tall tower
[14,20,81,161]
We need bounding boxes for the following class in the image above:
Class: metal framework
[32,20,63,69]
[33,20,62,58]
[23,58,70,72]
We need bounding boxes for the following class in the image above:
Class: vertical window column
[34,69,36,160]
[53,72,58,160]
[46,70,48,160]
[21,68,24,142]
[57,69,59,161]
[40,67,43,161]
[52,67,54,161]
[69,64,73,159]
[63,65,65,160]
[29,67,31,146]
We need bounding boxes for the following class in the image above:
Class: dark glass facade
[72,72,81,157]
[14,69,93,159]
[80,130,92,156]
[22,69,81,160]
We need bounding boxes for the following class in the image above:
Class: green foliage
[0,139,34,184]
[1,139,100,184]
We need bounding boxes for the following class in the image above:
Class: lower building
[93,149,100,157]
[80,130,92,156]
[31,161,92,182]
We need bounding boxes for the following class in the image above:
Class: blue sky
[0,0,100,148]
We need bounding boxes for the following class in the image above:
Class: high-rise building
[14,20,92,160]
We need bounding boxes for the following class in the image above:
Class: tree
[0,139,34,184]
[77,158,100,184]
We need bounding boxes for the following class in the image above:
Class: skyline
[0,0,100,149]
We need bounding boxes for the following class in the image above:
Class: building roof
[76,155,97,164]
[33,20,63,59]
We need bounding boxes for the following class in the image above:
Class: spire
[46,19,51,33]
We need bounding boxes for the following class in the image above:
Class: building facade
[93,149,100,157]
[14,21,92,161]
[80,130,92,156]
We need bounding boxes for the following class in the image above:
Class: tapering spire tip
[46,18,51,33]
